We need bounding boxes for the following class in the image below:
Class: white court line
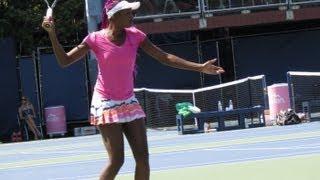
[5,125,320,178]
[16,125,320,180]
[13,141,320,172]
[150,136,320,156]
[19,150,105,155]
[48,174,100,180]
[2,123,319,155]
[18,142,320,157]
[204,145,320,151]
[143,150,320,174]
[154,143,320,156]
[2,122,320,149]
[17,135,320,156]
[48,150,320,180]
[17,136,320,156]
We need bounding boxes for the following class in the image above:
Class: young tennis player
[42,0,224,179]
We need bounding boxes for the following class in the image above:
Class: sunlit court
[1,122,320,179]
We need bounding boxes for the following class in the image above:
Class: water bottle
[229,100,233,110]
[218,101,223,111]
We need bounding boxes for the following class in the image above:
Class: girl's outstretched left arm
[140,38,225,75]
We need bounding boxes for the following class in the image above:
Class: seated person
[18,96,41,140]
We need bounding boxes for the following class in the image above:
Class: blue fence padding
[39,54,89,122]
[135,41,201,89]
[233,30,320,85]
[0,38,19,140]
[201,40,220,86]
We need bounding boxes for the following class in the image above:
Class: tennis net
[135,75,267,128]
[287,71,320,120]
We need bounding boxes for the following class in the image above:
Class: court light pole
[84,0,103,94]
[85,0,103,33]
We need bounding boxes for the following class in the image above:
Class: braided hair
[101,0,119,29]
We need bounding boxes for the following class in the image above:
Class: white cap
[107,1,140,19]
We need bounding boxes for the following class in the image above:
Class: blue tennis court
[1,122,320,180]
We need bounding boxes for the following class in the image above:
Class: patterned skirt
[90,95,146,125]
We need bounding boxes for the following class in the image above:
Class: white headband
[107,1,140,19]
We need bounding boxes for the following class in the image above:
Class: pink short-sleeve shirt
[83,26,146,100]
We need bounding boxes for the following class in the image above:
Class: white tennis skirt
[90,95,146,125]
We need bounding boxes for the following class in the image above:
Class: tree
[0,0,87,55]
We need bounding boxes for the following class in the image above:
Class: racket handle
[45,8,53,28]
[46,8,53,18]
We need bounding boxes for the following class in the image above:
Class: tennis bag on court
[175,102,201,118]
[276,109,302,126]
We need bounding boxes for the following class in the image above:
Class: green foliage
[0,0,87,55]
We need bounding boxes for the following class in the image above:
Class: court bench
[176,106,265,135]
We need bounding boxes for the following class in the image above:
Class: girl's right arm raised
[42,17,89,68]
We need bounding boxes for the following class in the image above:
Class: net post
[192,92,198,127]
[287,71,295,110]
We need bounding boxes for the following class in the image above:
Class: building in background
[85,0,320,88]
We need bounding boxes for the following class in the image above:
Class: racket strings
[51,0,59,9]
[43,0,59,9]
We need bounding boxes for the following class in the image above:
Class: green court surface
[118,154,320,180]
